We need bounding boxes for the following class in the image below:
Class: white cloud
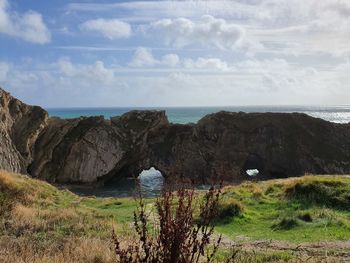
[128,47,230,71]
[68,0,350,56]
[129,47,158,67]
[129,47,181,68]
[66,1,259,21]
[80,18,131,39]
[1,0,349,107]
[0,62,9,81]
[183,58,229,71]
[161,54,180,67]
[0,0,50,44]
[247,0,350,56]
[3,57,350,107]
[57,57,115,84]
[44,0,350,63]
[151,15,259,52]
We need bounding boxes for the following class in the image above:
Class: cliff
[0,88,48,173]
[1,87,350,184]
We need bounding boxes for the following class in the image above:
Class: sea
[47,106,350,197]
[47,105,350,124]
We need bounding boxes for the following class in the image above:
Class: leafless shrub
[113,185,232,263]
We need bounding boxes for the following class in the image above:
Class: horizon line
[44,104,350,110]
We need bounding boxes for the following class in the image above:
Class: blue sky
[0,0,350,107]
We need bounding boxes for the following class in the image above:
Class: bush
[216,199,243,223]
[272,217,299,230]
[112,186,237,263]
[284,177,350,210]
[298,212,312,222]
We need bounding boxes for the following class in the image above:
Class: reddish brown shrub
[112,186,230,263]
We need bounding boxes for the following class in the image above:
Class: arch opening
[81,166,165,198]
[138,167,164,195]
[242,154,264,178]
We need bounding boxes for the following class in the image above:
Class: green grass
[215,176,350,243]
[1,170,350,262]
[214,247,295,263]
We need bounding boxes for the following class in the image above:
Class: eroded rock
[1,87,350,185]
[0,88,48,173]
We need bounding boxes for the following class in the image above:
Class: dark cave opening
[242,154,264,178]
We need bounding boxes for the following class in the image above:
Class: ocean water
[71,168,211,198]
[47,106,350,124]
[49,106,350,197]
[71,168,165,198]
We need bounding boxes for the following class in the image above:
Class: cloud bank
[80,18,131,39]
[0,0,50,44]
[151,15,259,52]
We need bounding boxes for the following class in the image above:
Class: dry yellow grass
[0,237,115,263]
[12,203,37,222]
[0,170,118,263]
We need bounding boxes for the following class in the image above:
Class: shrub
[112,186,236,263]
[284,177,350,210]
[298,212,313,222]
[216,198,243,223]
[272,217,299,230]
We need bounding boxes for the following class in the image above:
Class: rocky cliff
[0,88,48,173]
[29,110,169,183]
[1,87,350,185]
[145,112,350,183]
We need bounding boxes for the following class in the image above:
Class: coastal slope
[1,170,349,262]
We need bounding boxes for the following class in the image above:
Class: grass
[0,170,138,262]
[0,170,350,262]
[216,176,350,243]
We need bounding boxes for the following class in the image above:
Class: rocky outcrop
[0,88,48,173]
[144,112,350,183]
[29,110,169,183]
[1,87,350,185]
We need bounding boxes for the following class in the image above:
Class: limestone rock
[0,88,47,173]
[29,110,169,184]
[1,87,350,185]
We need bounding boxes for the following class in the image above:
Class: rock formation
[29,110,169,183]
[1,87,350,185]
[0,88,47,173]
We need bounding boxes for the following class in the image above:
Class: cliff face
[0,88,48,173]
[1,87,350,184]
[29,110,169,183]
[144,112,350,183]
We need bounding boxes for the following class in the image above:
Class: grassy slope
[217,176,350,243]
[0,170,349,262]
[0,170,138,262]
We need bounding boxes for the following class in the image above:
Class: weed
[298,212,313,222]
[216,198,243,223]
[284,176,350,210]
[112,186,234,262]
[272,217,299,230]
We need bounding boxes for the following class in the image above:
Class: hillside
[0,170,349,262]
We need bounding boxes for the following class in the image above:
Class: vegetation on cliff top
[0,170,349,262]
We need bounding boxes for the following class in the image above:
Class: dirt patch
[219,236,350,262]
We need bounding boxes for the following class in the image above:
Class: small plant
[298,212,312,222]
[215,198,243,223]
[284,177,350,210]
[272,217,299,230]
[112,185,235,263]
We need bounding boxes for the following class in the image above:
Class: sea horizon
[46,105,350,124]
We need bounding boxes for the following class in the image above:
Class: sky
[0,0,349,107]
